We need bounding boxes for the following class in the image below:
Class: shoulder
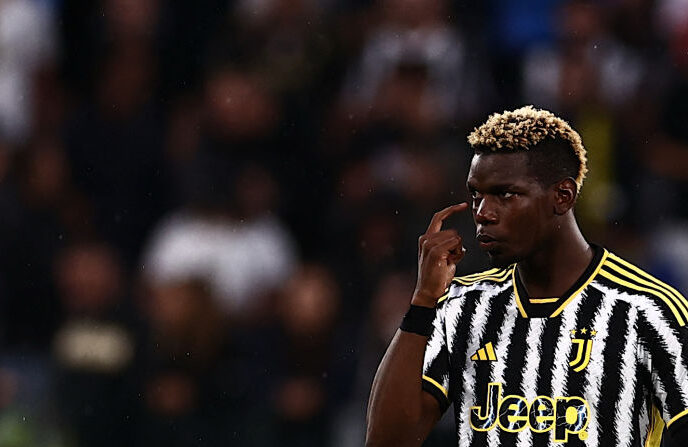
[597,251,688,328]
[438,266,514,305]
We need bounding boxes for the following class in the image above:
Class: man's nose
[474,197,498,224]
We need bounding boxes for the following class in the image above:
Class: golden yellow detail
[512,268,528,318]
[599,269,685,327]
[607,253,688,313]
[529,298,559,304]
[668,408,688,428]
[422,375,448,398]
[645,405,665,447]
[604,257,688,321]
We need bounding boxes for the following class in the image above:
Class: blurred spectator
[142,160,297,317]
[135,278,260,446]
[0,0,57,144]
[65,41,170,266]
[522,1,646,111]
[338,0,492,137]
[0,136,87,348]
[521,0,647,236]
[333,271,416,447]
[52,240,138,447]
[253,264,355,446]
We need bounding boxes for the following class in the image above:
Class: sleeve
[421,298,450,414]
[639,288,688,437]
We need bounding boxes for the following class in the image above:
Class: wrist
[400,304,437,337]
[411,291,439,308]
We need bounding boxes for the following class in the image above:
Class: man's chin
[486,251,520,269]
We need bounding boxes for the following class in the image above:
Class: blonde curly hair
[468,105,588,193]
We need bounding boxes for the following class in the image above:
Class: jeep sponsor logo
[470,382,590,442]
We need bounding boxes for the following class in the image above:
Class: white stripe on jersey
[457,283,505,447]
[600,283,688,407]
[446,284,471,353]
[516,318,547,447]
[615,305,639,447]
[580,292,618,447]
[424,311,446,372]
[547,291,588,447]
[486,304,520,447]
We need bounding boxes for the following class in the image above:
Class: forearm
[365,329,440,447]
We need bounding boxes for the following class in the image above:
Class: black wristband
[400,305,436,336]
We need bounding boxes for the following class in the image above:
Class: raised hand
[413,203,469,308]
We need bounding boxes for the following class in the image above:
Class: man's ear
[553,178,577,215]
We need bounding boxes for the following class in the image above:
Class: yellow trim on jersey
[607,254,688,311]
[599,269,686,327]
[604,259,688,321]
[529,298,559,304]
[459,268,501,280]
[668,407,688,428]
[645,406,665,447]
[422,375,448,397]
[437,269,512,304]
[550,250,609,317]
[454,269,512,286]
[512,268,528,318]
[436,288,451,304]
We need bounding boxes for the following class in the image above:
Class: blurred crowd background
[0,0,688,445]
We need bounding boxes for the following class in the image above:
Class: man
[366,106,688,447]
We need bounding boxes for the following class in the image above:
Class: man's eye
[501,192,515,199]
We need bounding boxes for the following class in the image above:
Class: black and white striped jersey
[422,244,688,447]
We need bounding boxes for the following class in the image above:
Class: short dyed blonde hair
[467,105,588,193]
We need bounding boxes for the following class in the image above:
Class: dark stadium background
[0,0,686,445]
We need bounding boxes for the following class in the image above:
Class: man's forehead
[467,152,534,186]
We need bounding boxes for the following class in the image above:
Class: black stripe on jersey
[468,287,513,447]
[601,260,688,326]
[498,312,532,396]
[535,318,564,396]
[637,312,686,420]
[596,300,632,447]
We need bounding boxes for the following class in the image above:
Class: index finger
[426,203,469,235]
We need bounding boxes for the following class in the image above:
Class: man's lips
[476,233,498,249]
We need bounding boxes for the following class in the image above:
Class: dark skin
[365,151,592,447]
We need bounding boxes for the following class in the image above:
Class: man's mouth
[477,234,498,250]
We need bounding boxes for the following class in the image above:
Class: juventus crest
[570,328,597,372]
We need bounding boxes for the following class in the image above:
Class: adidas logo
[471,342,497,361]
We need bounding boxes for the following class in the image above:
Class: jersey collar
[513,244,608,318]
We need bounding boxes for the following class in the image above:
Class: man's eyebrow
[466,182,519,191]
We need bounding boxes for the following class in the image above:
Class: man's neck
[516,218,593,298]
